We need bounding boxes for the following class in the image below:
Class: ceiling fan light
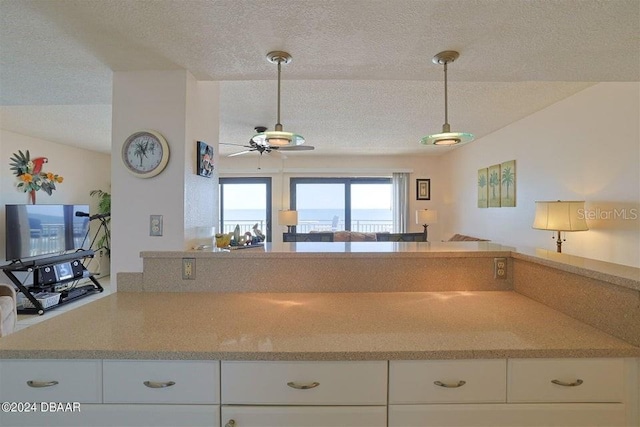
[252,130,305,147]
[258,51,305,148]
[421,131,474,146]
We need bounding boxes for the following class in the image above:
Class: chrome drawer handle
[287,381,320,390]
[551,379,584,387]
[225,420,236,427]
[27,380,59,388]
[143,380,176,388]
[434,380,466,388]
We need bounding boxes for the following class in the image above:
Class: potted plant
[90,189,111,256]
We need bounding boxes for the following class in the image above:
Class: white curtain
[392,172,410,232]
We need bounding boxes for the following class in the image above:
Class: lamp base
[287,225,295,234]
[422,224,429,242]
[555,231,563,253]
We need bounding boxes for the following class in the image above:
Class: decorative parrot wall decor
[9,150,64,203]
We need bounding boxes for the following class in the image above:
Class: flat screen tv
[5,204,90,262]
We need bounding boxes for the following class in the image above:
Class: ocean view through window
[290,178,392,233]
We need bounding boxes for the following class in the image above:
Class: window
[290,178,392,233]
[219,178,272,242]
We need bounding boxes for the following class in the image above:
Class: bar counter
[1,290,638,360]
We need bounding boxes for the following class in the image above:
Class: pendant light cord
[276,59,282,127]
[443,61,449,127]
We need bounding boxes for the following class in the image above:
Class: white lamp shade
[278,210,298,226]
[416,209,438,225]
[532,201,588,231]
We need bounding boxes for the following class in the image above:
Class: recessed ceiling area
[1,0,638,156]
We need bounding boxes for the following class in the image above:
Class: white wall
[0,129,111,261]
[219,153,447,242]
[442,82,640,267]
[111,71,219,276]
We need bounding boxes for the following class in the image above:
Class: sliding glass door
[290,178,392,233]
[219,178,272,242]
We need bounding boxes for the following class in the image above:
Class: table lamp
[416,209,438,242]
[532,200,588,253]
[278,210,298,234]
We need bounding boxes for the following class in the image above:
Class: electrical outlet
[494,257,507,279]
[150,215,163,236]
[182,258,195,280]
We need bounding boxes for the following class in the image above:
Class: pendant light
[421,50,474,146]
[252,51,305,147]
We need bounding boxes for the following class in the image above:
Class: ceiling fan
[221,127,315,157]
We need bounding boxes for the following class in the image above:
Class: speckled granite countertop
[1,291,638,360]
[141,242,639,291]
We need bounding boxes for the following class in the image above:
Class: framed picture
[477,168,488,208]
[416,179,431,200]
[487,164,501,207]
[500,160,516,207]
[197,141,214,178]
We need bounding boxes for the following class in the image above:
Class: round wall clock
[121,130,170,178]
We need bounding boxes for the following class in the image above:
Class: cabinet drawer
[389,359,506,403]
[0,404,220,427]
[389,403,626,426]
[507,358,624,403]
[221,361,387,405]
[103,360,219,404]
[0,359,102,403]
[221,405,386,427]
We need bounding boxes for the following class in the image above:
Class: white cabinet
[221,361,387,426]
[388,358,635,427]
[389,359,506,404]
[0,357,636,427]
[0,359,102,403]
[221,405,386,427]
[100,360,220,427]
[221,360,387,405]
[1,404,220,427]
[0,359,220,427]
[389,403,627,427]
[103,359,219,404]
[507,358,625,403]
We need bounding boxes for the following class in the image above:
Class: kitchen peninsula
[1,242,638,427]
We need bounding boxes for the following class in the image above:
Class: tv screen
[5,204,90,261]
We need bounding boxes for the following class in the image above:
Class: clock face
[122,130,169,178]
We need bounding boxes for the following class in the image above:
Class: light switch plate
[150,215,163,236]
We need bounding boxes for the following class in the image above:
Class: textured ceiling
[0,0,638,156]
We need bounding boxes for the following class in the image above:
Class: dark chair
[375,232,426,242]
[283,233,334,242]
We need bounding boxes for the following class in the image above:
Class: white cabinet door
[221,405,386,427]
[389,359,506,403]
[103,360,219,404]
[0,359,102,403]
[508,358,625,403]
[389,403,627,427]
[221,361,387,405]
[0,404,220,427]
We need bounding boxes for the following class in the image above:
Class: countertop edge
[511,251,640,290]
[2,348,639,361]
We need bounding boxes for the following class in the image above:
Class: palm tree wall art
[476,160,516,208]
[477,168,488,208]
[488,164,501,207]
[500,160,516,207]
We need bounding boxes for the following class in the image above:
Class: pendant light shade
[421,50,474,146]
[252,51,305,148]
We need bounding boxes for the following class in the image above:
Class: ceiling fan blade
[277,145,315,151]
[228,149,255,157]
[220,142,253,148]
